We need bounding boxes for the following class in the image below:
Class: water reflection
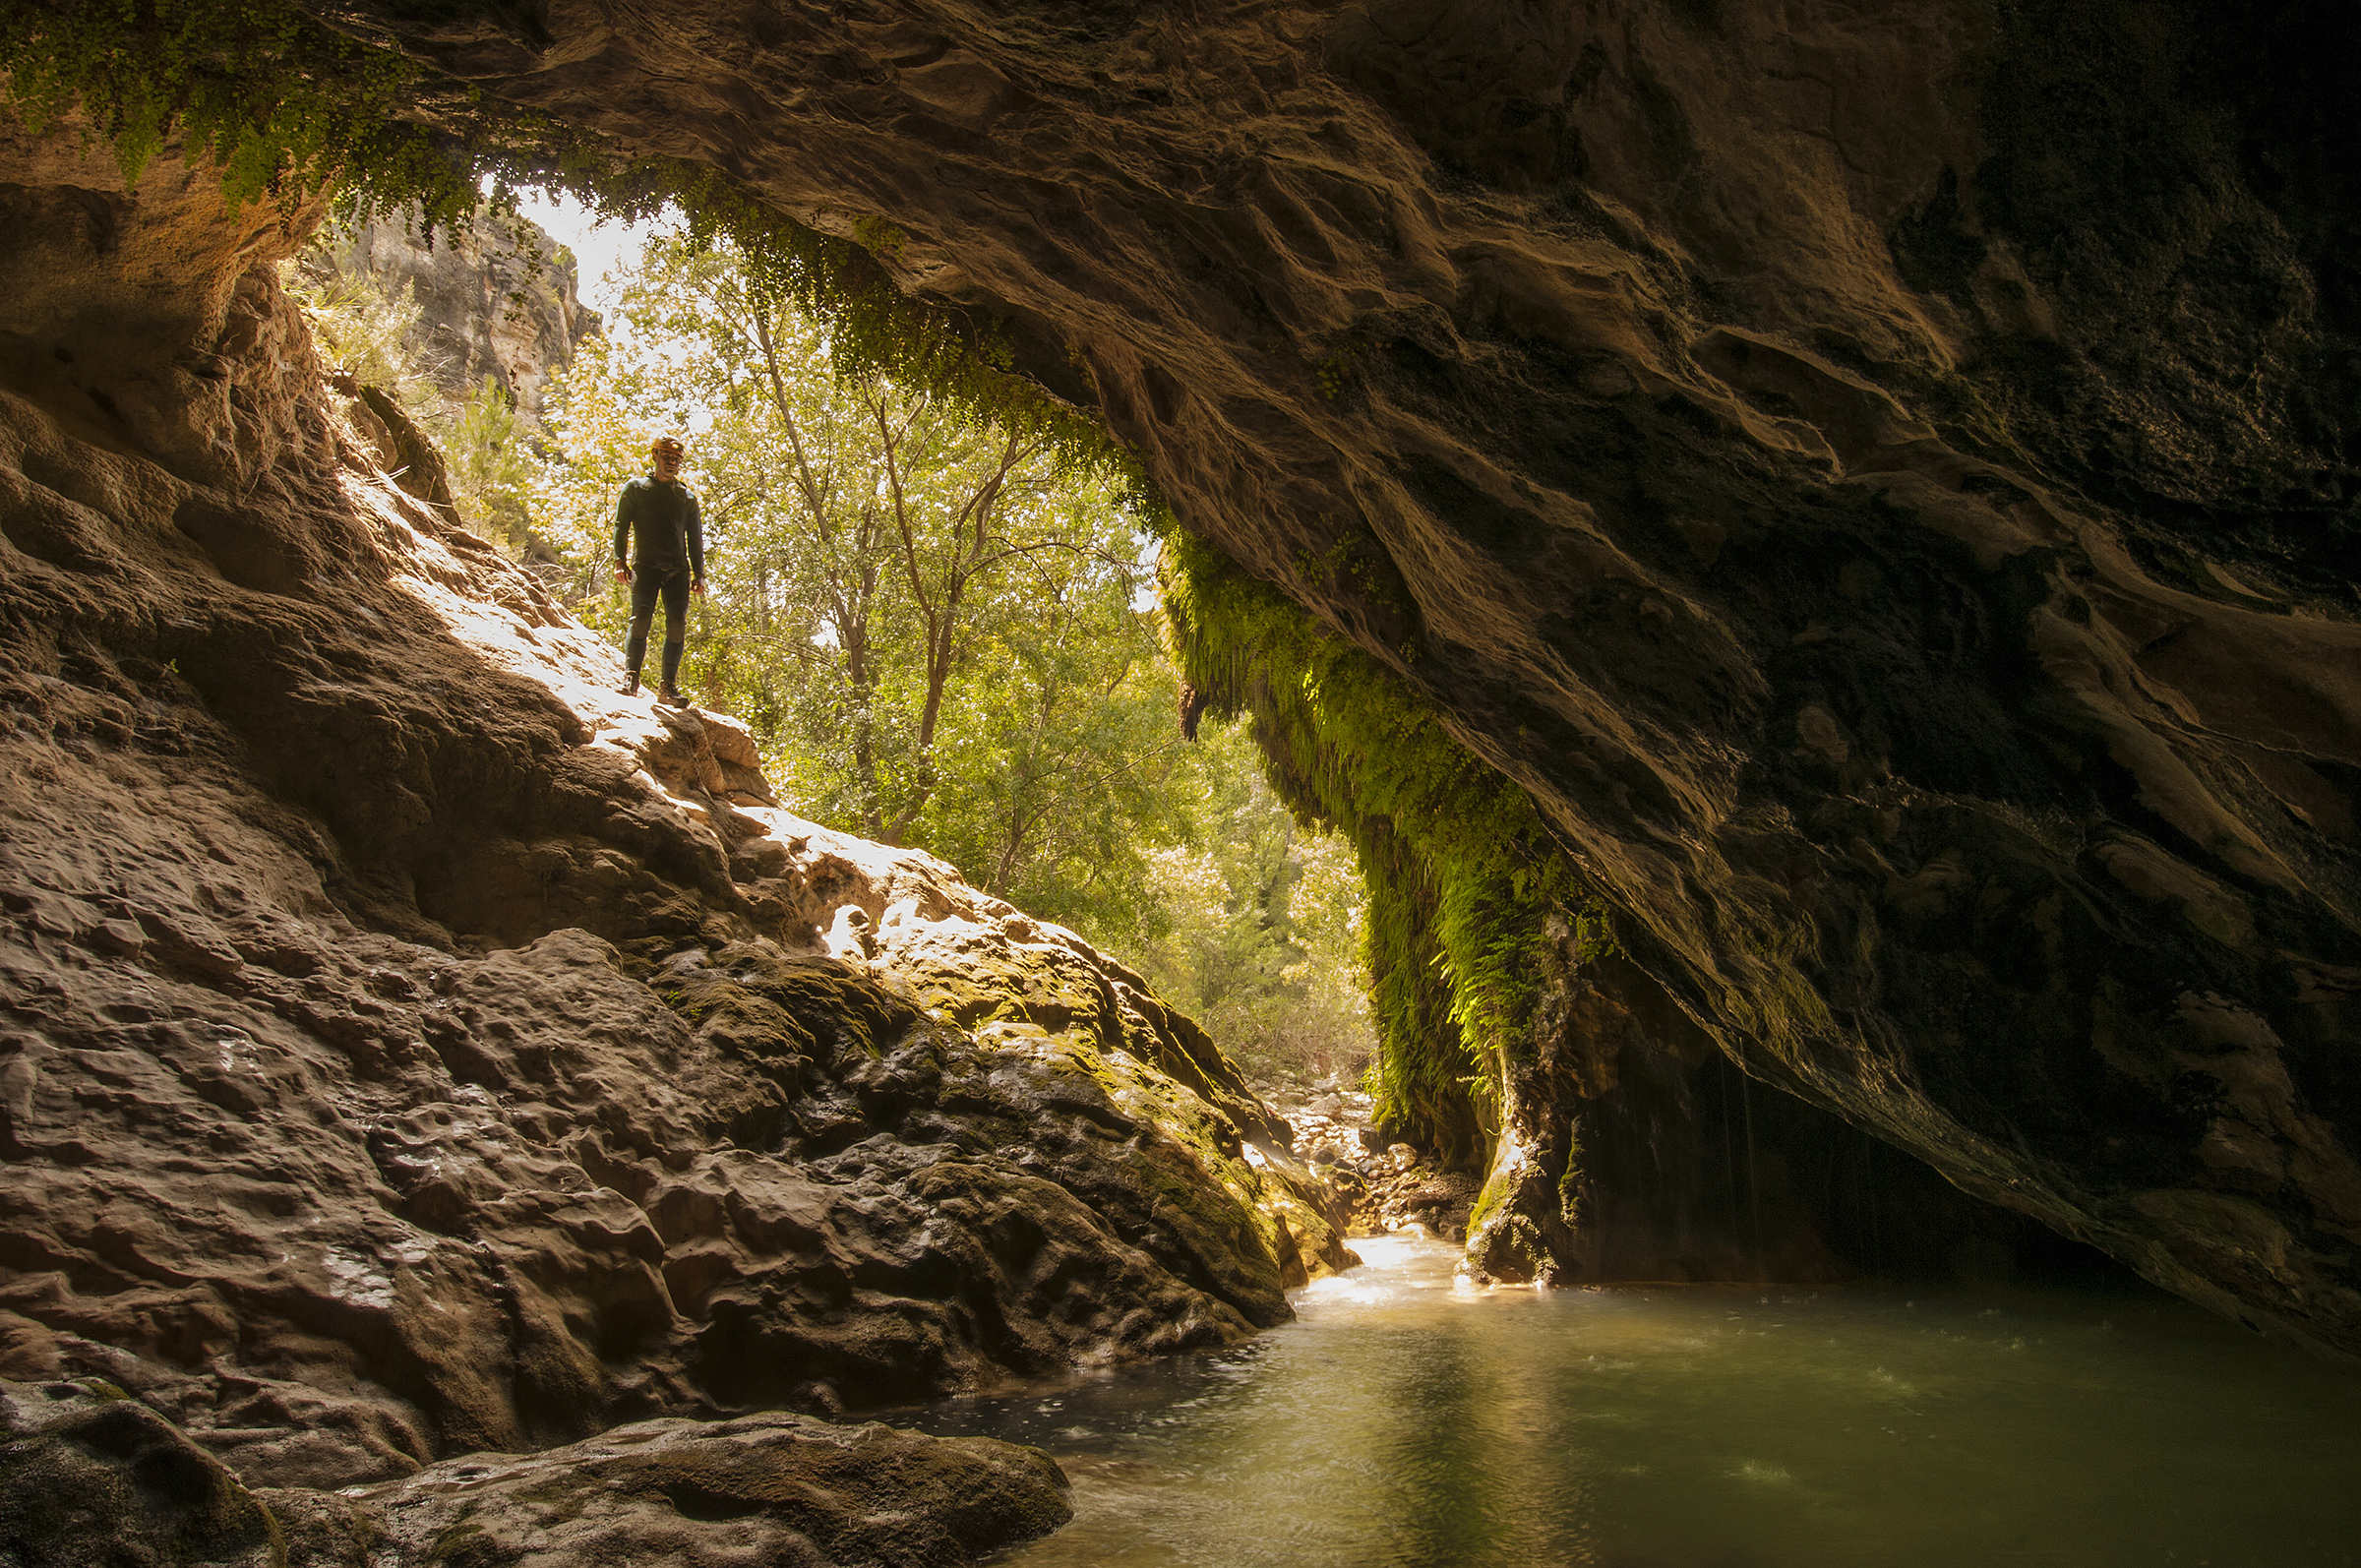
[914,1237,2360,1567]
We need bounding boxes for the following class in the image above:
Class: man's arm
[612,482,635,575]
[686,491,706,587]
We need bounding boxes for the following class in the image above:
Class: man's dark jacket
[612,476,705,580]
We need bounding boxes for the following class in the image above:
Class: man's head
[650,436,685,481]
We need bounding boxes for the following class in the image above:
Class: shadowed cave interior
[1,0,2356,1561]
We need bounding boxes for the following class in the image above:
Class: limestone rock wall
[310,207,600,429]
[304,0,2361,1366]
[0,120,1347,1497]
[1469,945,2123,1290]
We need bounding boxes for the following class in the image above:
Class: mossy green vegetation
[1160,528,1591,1169]
[3,0,463,218]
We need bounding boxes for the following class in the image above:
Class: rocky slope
[305,0,2361,1367]
[0,111,1347,1543]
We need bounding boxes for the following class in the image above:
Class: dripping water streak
[1718,1057,1740,1269]
[1863,1125,1883,1277]
[1740,1066,1764,1276]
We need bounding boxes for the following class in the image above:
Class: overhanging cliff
[261,0,2361,1367]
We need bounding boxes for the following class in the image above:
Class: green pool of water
[919,1236,2359,1567]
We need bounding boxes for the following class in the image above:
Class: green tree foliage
[531,237,1374,1074]
[528,324,663,599]
[276,259,440,422]
[443,375,534,548]
[533,237,1178,932]
[910,519,1190,933]
[1133,719,1374,1083]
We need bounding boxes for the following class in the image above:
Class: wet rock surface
[0,113,1344,1532]
[1263,995,2097,1290]
[1,1377,1069,1567]
[0,1379,282,1568]
[273,1410,1071,1568]
[1262,1075,1478,1243]
[308,0,2361,1365]
[1466,946,2131,1288]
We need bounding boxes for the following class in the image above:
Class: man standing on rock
[612,435,706,705]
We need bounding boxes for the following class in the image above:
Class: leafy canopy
[535,237,1174,933]
[530,235,1375,1073]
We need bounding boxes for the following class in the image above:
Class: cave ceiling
[300,0,2361,1364]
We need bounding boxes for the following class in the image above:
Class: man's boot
[623,670,641,697]
[659,639,686,709]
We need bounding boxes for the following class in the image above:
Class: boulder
[270,1412,1069,1567]
[0,1380,280,1568]
[0,1379,1069,1568]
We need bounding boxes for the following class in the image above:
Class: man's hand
[691,577,705,596]
[614,563,633,584]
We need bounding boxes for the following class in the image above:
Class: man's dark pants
[626,567,692,689]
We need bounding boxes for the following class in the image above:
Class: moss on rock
[0,1382,284,1568]
[1163,525,1590,1174]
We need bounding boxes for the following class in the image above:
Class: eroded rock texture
[0,122,1346,1498]
[1,1377,1069,1567]
[1470,944,2117,1289]
[303,0,2361,1364]
[267,1406,1071,1567]
[0,1379,282,1568]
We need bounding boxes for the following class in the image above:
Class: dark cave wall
[1472,948,2122,1289]
[299,0,2361,1362]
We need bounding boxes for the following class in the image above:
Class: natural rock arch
[293,0,2361,1366]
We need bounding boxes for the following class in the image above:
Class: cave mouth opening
[341,92,2136,1320]
[14,0,2279,1345]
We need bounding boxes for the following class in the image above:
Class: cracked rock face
[0,122,1346,1498]
[307,0,2361,1363]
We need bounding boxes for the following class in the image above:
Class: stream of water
[918,1236,2359,1567]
